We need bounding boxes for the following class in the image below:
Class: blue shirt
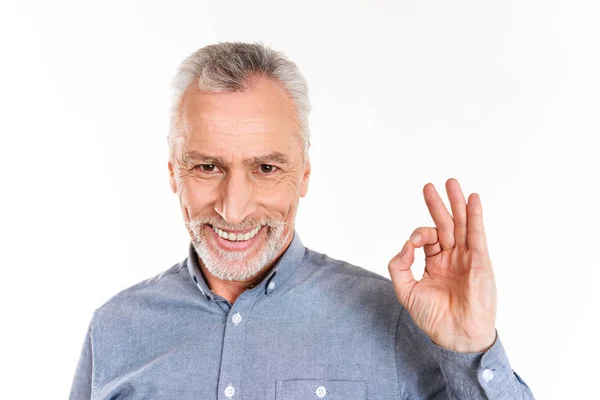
[69,233,534,399]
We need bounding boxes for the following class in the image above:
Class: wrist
[434,330,497,353]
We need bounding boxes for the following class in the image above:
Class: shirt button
[232,313,242,325]
[315,386,327,398]
[481,368,494,382]
[268,281,275,290]
[224,385,235,397]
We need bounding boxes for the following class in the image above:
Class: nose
[214,169,256,225]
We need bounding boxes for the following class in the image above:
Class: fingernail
[400,241,409,257]
[409,233,421,244]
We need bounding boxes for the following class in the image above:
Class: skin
[388,179,498,353]
[168,75,310,304]
[168,74,496,353]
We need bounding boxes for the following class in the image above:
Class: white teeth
[212,225,262,242]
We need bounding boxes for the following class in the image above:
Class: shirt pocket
[275,379,367,400]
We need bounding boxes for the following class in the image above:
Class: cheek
[177,179,218,215]
[255,176,302,213]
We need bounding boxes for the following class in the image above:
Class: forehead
[177,76,301,157]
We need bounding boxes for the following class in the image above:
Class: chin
[190,222,293,282]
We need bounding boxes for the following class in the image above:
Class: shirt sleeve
[396,307,535,399]
[69,325,93,400]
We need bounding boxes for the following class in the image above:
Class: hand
[388,178,497,353]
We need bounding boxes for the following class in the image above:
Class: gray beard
[187,217,290,281]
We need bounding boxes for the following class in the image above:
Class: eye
[194,164,221,173]
[258,164,277,173]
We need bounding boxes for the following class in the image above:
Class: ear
[168,160,178,193]
[300,156,311,198]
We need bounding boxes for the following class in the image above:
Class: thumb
[388,240,417,308]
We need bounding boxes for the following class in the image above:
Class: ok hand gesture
[388,178,497,353]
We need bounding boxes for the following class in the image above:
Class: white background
[1,0,599,398]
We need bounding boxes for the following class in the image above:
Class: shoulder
[90,260,191,327]
[298,247,404,333]
[304,247,393,284]
[302,247,399,302]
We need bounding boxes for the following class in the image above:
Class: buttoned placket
[216,276,276,400]
[185,234,304,399]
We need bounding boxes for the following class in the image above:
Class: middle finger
[423,183,455,250]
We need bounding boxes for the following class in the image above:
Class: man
[70,42,535,399]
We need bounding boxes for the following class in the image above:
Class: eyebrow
[183,151,290,166]
[183,151,227,166]
[245,151,290,166]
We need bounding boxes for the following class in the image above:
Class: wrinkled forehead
[172,78,303,158]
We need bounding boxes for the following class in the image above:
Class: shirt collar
[186,231,306,301]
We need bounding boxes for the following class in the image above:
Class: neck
[199,262,274,304]
[198,234,294,304]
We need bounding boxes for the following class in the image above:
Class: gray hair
[168,42,310,158]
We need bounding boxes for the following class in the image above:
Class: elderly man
[69,43,535,399]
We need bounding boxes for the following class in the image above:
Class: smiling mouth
[210,225,262,242]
